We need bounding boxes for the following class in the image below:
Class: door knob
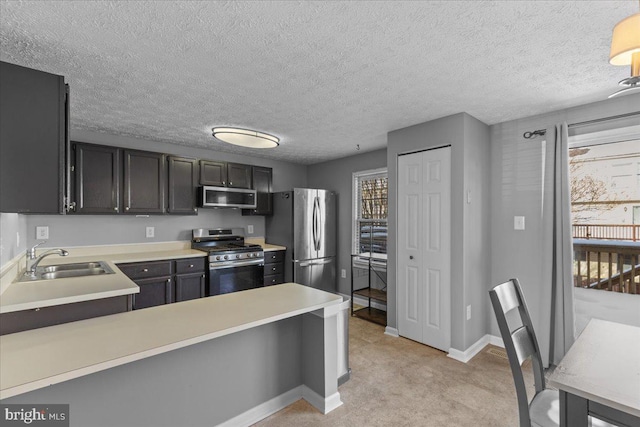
[409,255,414,260]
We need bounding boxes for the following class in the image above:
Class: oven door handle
[209,259,265,269]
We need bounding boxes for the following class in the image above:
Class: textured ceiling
[0,1,637,164]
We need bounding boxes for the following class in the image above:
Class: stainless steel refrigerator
[266,188,336,292]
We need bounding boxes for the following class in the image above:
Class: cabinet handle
[229,182,233,186]
[222,181,225,186]
[189,264,194,268]
[193,208,197,212]
[142,268,149,272]
[114,207,118,211]
[167,278,171,284]
[409,256,414,260]
[125,207,130,211]
[272,267,277,271]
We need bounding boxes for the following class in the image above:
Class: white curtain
[541,123,575,367]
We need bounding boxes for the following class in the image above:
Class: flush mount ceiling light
[608,7,640,98]
[211,127,279,149]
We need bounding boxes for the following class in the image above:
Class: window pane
[354,170,388,255]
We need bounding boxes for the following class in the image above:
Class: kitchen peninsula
[1,283,344,426]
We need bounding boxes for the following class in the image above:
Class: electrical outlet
[514,216,525,230]
[247,225,254,234]
[146,227,155,238]
[16,232,20,248]
[466,305,471,320]
[36,226,49,240]
[341,269,346,279]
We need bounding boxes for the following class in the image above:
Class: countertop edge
[0,284,340,400]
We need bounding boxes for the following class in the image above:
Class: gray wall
[5,318,303,427]
[488,93,640,342]
[387,113,493,353]
[20,129,308,249]
[307,148,387,296]
[0,213,27,267]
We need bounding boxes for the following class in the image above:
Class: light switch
[247,225,254,234]
[514,216,525,231]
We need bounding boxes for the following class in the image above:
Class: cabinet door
[199,160,227,186]
[243,166,272,215]
[168,156,198,215]
[0,61,67,213]
[132,276,173,310]
[72,143,121,214]
[0,296,131,335]
[227,163,252,189]
[123,150,166,214]
[175,272,206,302]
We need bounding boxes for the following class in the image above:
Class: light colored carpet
[254,316,535,427]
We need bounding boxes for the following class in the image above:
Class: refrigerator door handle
[317,196,322,252]
[312,196,319,251]
[298,258,333,267]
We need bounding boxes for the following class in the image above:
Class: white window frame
[352,167,388,255]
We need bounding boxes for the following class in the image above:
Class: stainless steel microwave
[199,186,257,209]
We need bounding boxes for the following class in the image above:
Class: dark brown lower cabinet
[118,257,207,310]
[175,272,206,302]
[264,250,285,286]
[0,295,131,336]
[132,276,173,310]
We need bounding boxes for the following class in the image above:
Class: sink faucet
[24,241,69,278]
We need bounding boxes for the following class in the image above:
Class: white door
[397,147,451,351]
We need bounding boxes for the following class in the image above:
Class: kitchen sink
[20,261,115,282]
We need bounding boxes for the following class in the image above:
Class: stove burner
[191,228,264,264]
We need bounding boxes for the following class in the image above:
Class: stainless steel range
[191,228,264,295]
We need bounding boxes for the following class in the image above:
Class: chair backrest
[489,278,546,427]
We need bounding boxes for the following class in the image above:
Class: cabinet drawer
[264,262,283,275]
[264,250,284,263]
[175,257,206,274]
[264,273,284,287]
[118,260,173,280]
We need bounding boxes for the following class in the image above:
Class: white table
[548,319,640,427]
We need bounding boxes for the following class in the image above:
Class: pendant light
[608,3,640,98]
[212,127,279,149]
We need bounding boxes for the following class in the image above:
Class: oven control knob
[254,253,259,258]
[247,253,252,258]
[236,254,241,259]
[215,256,221,261]
[224,255,229,260]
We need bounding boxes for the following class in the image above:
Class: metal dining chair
[489,278,612,427]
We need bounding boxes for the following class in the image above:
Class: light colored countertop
[0,283,341,400]
[548,319,640,417]
[0,239,286,314]
[0,242,206,314]
[246,237,286,252]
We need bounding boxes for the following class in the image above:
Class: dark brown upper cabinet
[123,150,166,214]
[199,160,252,189]
[242,166,273,216]
[226,162,252,189]
[72,142,121,214]
[199,160,226,186]
[0,61,69,213]
[167,156,198,215]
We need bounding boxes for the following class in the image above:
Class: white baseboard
[217,384,343,426]
[302,385,343,414]
[447,334,504,364]
[218,385,303,427]
[384,326,399,337]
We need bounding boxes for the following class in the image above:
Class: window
[353,168,388,255]
[569,128,640,294]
